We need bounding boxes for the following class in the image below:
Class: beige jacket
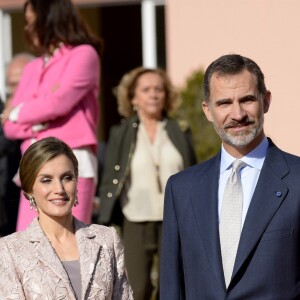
[0,217,133,299]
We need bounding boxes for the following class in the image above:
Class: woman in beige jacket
[0,137,133,300]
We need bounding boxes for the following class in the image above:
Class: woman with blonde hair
[99,67,197,300]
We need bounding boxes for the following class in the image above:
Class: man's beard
[213,113,264,147]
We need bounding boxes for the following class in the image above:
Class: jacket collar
[32,44,72,79]
[26,216,95,241]
[43,44,71,67]
[26,217,70,284]
[189,140,290,290]
[26,217,102,299]
[231,140,289,286]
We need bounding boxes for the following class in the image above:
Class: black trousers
[123,219,162,300]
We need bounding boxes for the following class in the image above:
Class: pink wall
[166,0,300,155]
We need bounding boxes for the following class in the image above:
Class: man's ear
[263,91,271,113]
[202,100,213,122]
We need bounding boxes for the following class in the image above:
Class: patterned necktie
[220,159,246,287]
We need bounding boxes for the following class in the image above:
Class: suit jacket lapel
[232,143,289,284]
[39,45,70,83]
[189,153,225,288]
[28,218,103,298]
[42,45,69,70]
[75,219,102,299]
[27,218,70,283]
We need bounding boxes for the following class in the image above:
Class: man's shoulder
[264,142,300,180]
[278,149,300,171]
[267,141,300,164]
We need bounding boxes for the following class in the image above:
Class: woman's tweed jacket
[0,217,133,299]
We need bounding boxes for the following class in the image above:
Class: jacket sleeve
[160,176,185,299]
[0,239,26,299]
[111,227,134,300]
[3,120,37,140]
[100,126,120,191]
[99,125,123,225]
[2,61,39,140]
[16,45,100,125]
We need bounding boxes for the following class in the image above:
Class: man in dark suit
[160,54,300,299]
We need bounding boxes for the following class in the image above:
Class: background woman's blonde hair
[115,67,179,118]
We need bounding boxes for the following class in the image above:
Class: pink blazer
[0,218,133,299]
[3,44,100,154]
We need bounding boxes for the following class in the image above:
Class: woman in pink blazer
[0,137,133,299]
[1,0,102,230]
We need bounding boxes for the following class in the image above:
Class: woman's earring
[133,105,138,112]
[28,195,37,211]
[74,197,79,207]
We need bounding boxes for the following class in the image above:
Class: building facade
[1,0,299,155]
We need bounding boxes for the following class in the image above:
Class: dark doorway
[100,4,143,142]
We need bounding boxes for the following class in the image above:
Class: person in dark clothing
[0,53,33,236]
[99,67,197,300]
[0,100,21,236]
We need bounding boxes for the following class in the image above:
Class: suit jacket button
[107,192,112,198]
[276,191,282,197]
[115,165,120,171]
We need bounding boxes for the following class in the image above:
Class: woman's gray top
[62,260,82,300]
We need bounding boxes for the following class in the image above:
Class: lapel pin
[275,191,282,197]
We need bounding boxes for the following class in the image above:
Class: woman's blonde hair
[116,67,179,118]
